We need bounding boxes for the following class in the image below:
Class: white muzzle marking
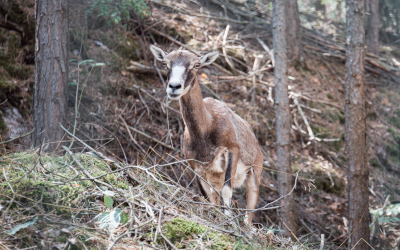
[167,65,186,99]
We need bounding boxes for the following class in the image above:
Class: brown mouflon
[150,45,263,225]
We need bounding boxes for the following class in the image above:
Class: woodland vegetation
[1,0,400,249]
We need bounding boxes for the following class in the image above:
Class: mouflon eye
[162,61,167,68]
[194,63,201,69]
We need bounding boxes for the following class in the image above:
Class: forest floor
[1,0,400,249]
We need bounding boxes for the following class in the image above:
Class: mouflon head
[150,45,219,100]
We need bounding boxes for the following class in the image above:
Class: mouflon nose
[168,83,182,90]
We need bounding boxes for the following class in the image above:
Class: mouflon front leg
[189,160,220,205]
[221,148,239,216]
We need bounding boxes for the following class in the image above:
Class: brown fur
[154,49,263,224]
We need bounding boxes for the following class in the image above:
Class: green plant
[86,0,148,27]
[95,190,129,232]
[69,59,105,149]
[370,203,400,225]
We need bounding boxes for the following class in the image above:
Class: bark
[285,0,301,61]
[273,0,298,238]
[345,0,370,249]
[367,0,379,54]
[33,0,68,150]
[395,6,399,36]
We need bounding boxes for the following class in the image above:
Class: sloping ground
[0,151,303,249]
[1,0,400,249]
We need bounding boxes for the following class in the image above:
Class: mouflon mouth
[168,93,181,100]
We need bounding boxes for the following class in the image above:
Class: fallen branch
[304,42,399,76]
[127,85,181,115]
[0,129,35,145]
[293,96,315,141]
[127,61,167,76]
[114,121,174,150]
[149,28,233,75]
[281,218,304,247]
[62,146,115,191]
[150,1,264,25]
[222,25,236,74]
[157,208,179,250]
[256,37,274,66]
[106,219,154,250]
[119,116,155,162]
[296,92,344,110]
[218,165,304,226]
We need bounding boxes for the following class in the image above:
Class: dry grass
[0,144,311,249]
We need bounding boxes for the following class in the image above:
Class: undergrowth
[0,151,303,249]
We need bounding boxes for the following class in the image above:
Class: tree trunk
[336,0,343,22]
[345,0,370,249]
[285,0,301,61]
[33,0,68,150]
[366,0,379,54]
[395,6,399,36]
[273,0,298,238]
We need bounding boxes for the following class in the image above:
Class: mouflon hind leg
[244,167,260,225]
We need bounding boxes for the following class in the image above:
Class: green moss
[0,31,33,80]
[311,125,330,139]
[0,153,129,214]
[387,127,400,141]
[314,170,345,195]
[328,111,345,124]
[114,34,139,61]
[163,218,205,245]
[389,117,400,130]
[385,142,400,164]
[0,112,6,133]
[370,158,381,168]
[153,218,234,249]
[332,138,343,152]
[338,111,345,124]
[327,94,333,100]
[367,112,377,120]
[395,109,400,117]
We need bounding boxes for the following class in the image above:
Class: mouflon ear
[199,51,219,67]
[150,45,167,61]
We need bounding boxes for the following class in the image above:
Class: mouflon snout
[166,65,186,99]
[150,45,219,100]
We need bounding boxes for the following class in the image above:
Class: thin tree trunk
[367,0,379,54]
[345,0,370,249]
[273,0,298,238]
[33,0,68,150]
[285,0,301,61]
[336,0,343,22]
[396,7,399,36]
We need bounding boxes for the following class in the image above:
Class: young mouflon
[150,45,263,224]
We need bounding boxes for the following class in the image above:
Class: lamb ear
[199,51,219,66]
[150,45,167,61]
